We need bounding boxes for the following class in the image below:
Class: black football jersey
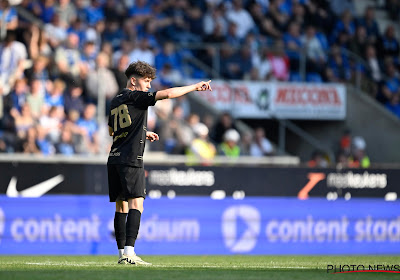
[107,88,157,167]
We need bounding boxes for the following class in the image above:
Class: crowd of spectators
[0,0,398,164]
[308,129,370,169]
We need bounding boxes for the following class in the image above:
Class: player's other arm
[155,80,212,101]
[109,126,114,136]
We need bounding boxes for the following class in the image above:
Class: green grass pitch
[1,255,400,280]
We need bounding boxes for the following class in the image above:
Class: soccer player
[107,61,212,265]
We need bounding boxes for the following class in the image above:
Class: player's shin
[124,209,141,256]
[114,212,127,258]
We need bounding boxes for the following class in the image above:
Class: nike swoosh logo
[6,175,65,197]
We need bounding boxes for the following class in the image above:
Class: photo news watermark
[327,264,400,274]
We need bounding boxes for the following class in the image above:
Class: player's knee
[115,200,128,213]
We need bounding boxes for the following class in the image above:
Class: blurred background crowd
[0,0,399,166]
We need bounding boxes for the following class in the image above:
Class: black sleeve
[129,91,157,108]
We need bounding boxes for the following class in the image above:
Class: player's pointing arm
[155,80,212,101]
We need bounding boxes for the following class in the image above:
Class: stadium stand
[0,0,399,166]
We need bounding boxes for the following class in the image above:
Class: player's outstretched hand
[195,80,212,91]
[146,131,159,142]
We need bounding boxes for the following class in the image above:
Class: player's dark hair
[125,61,156,80]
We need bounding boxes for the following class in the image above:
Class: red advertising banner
[190,80,346,120]
[270,83,346,120]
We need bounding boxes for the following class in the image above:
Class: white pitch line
[23,263,232,268]
[21,262,316,270]
[25,262,114,267]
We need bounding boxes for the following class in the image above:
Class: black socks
[114,212,127,249]
[125,209,142,247]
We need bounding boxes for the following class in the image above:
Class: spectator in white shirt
[0,31,28,95]
[226,0,256,39]
[301,25,326,72]
[250,127,275,156]
[129,38,155,66]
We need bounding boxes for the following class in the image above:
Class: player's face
[135,77,152,92]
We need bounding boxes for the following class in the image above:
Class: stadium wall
[0,160,398,199]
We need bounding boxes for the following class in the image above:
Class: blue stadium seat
[306,73,323,83]
[290,72,302,82]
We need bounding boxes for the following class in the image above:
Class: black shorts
[107,164,146,202]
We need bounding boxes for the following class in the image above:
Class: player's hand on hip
[195,80,212,91]
[146,131,159,142]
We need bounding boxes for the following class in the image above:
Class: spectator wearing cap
[211,112,237,144]
[349,136,370,168]
[218,128,241,158]
[186,122,216,165]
